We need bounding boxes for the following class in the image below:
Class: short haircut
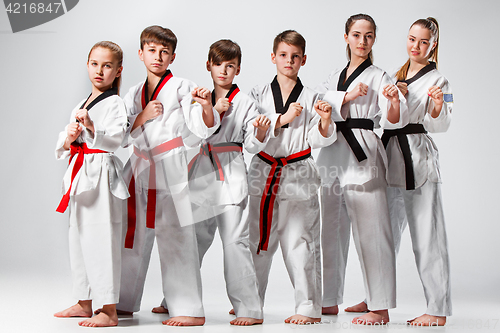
[273,30,306,55]
[140,25,177,52]
[208,39,242,65]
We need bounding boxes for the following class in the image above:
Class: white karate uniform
[55,93,129,305]
[117,72,219,317]
[316,60,408,310]
[247,78,336,318]
[385,63,452,316]
[189,86,269,319]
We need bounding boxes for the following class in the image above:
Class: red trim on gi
[56,143,108,213]
[256,147,312,254]
[141,71,173,110]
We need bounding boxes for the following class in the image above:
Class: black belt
[381,124,427,190]
[335,118,374,162]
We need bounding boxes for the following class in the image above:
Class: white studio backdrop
[0,0,498,314]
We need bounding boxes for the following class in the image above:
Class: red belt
[125,136,184,249]
[256,147,311,254]
[187,142,243,181]
[56,143,108,213]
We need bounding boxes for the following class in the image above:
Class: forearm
[318,118,331,137]
[131,113,146,132]
[255,128,267,142]
[275,114,292,129]
[202,104,215,128]
[62,137,72,150]
[386,100,401,124]
[431,102,443,118]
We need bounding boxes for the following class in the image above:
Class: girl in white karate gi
[316,14,408,325]
[383,17,452,326]
[54,41,129,328]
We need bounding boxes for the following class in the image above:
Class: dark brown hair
[273,30,306,55]
[208,39,242,66]
[396,17,440,81]
[140,25,177,52]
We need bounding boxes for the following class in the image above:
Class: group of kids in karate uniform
[54,13,453,328]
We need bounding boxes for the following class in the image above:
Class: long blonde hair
[87,41,123,95]
[396,17,439,82]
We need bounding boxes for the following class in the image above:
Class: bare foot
[162,316,205,326]
[230,317,263,326]
[152,305,169,314]
[408,314,446,326]
[54,302,92,318]
[345,301,369,313]
[322,305,339,315]
[284,314,321,325]
[94,308,132,316]
[78,312,118,327]
[229,308,235,315]
[352,310,389,325]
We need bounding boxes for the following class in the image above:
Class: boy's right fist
[142,100,163,121]
[282,102,303,125]
[192,87,212,107]
[215,98,230,114]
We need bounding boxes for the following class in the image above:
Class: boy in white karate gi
[116,26,220,327]
[247,30,337,325]
[190,39,271,326]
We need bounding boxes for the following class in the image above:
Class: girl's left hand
[428,85,443,109]
[75,109,94,133]
[382,84,400,104]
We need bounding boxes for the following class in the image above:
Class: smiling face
[207,58,240,89]
[139,42,176,76]
[87,47,122,93]
[344,19,375,60]
[407,24,437,65]
[271,42,306,79]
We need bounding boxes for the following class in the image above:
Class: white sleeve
[315,70,346,122]
[306,93,337,148]
[55,104,81,160]
[179,80,220,139]
[249,86,280,139]
[378,72,409,130]
[242,100,269,154]
[121,86,142,147]
[424,78,452,133]
[85,98,128,152]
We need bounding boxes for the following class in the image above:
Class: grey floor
[3,237,499,333]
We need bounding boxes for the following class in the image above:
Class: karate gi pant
[321,177,396,311]
[118,187,204,317]
[387,181,452,316]
[194,199,263,319]
[69,173,122,305]
[248,194,322,318]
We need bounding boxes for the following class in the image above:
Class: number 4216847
[5,2,62,14]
